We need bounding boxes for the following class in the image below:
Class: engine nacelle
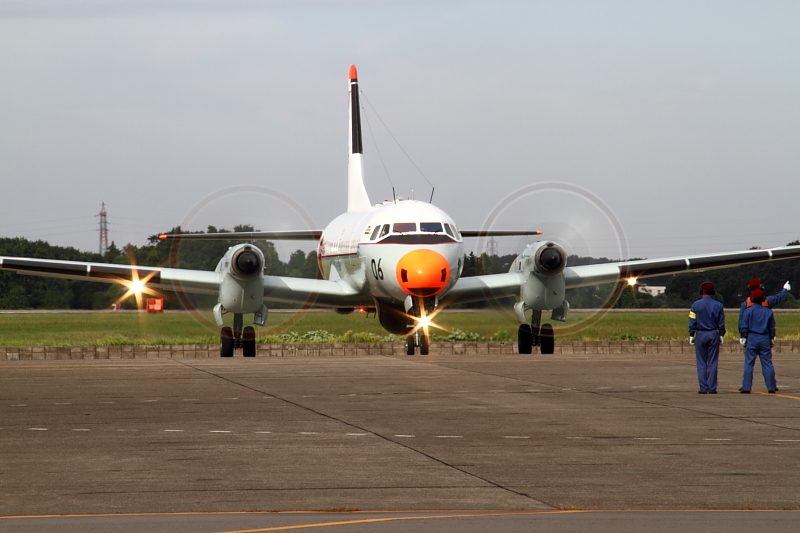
[215,244,265,315]
[511,241,567,311]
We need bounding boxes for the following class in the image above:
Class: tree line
[1,231,798,310]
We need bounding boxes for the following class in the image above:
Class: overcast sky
[1,0,798,262]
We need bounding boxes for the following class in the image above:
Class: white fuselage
[318,200,465,307]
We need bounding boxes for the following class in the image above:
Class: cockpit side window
[379,224,390,238]
[443,223,455,238]
[393,222,417,233]
[419,222,443,233]
[370,225,382,240]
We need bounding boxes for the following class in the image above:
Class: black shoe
[709,390,717,394]
[768,390,776,394]
[776,387,780,392]
[740,390,750,394]
[698,391,707,394]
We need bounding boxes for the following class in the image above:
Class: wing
[0,256,366,307]
[440,272,521,306]
[157,230,322,241]
[564,245,800,288]
[459,230,542,238]
[443,245,800,306]
[158,229,542,242]
[0,256,219,296]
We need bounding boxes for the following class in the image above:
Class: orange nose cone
[396,249,450,297]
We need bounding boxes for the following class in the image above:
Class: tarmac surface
[2,349,800,531]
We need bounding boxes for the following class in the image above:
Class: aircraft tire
[220,327,235,357]
[518,324,533,354]
[242,326,256,358]
[540,323,554,354]
[419,333,429,356]
[405,336,415,355]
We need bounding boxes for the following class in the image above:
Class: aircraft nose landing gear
[220,313,257,357]
[405,330,430,356]
[404,296,433,356]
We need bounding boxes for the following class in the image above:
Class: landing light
[407,306,446,337]
[627,277,638,286]
[129,280,145,294]
[114,270,162,311]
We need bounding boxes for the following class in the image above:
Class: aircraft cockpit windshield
[369,221,459,243]
[419,222,443,233]
[393,222,417,233]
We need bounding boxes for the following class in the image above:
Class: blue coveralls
[739,304,777,392]
[737,288,786,333]
[689,296,726,393]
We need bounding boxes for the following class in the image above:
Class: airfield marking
[209,511,588,533]
[21,424,800,444]
[753,391,800,400]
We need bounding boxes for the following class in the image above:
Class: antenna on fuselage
[392,187,397,203]
[360,89,436,208]
[429,187,435,204]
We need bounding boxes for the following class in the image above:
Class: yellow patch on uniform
[688,311,696,319]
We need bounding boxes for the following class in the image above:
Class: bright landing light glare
[114,270,162,310]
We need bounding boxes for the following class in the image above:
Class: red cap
[747,278,762,291]
[700,282,715,293]
[349,64,358,80]
[751,288,766,303]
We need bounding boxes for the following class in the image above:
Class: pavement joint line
[172,358,555,509]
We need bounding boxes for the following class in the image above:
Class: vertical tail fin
[348,64,371,212]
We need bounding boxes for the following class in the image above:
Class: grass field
[1,309,798,346]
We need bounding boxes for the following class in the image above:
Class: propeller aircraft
[2,65,799,356]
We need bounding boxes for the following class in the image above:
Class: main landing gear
[517,309,555,355]
[220,313,257,358]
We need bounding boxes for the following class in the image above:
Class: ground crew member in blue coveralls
[689,282,726,394]
[738,278,789,339]
[739,289,778,394]
[738,278,790,390]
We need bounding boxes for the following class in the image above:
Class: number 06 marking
[371,258,384,280]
